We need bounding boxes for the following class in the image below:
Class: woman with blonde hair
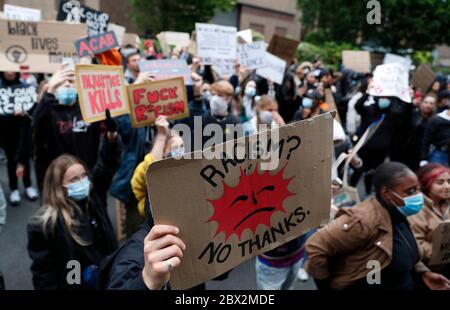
[27,112,121,290]
[244,95,285,136]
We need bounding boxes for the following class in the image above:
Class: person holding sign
[32,64,103,192]
[409,164,450,278]
[0,72,39,206]
[306,162,450,290]
[27,110,120,290]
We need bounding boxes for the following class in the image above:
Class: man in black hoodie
[0,71,38,205]
[32,64,102,191]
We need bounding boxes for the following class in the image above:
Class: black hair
[373,162,412,193]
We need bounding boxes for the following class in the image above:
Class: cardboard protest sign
[157,32,191,55]
[146,113,333,289]
[368,63,412,103]
[108,23,126,45]
[4,4,41,21]
[127,77,189,128]
[74,31,119,57]
[429,221,450,266]
[75,65,129,123]
[139,59,193,85]
[342,51,371,73]
[0,84,37,116]
[57,0,109,37]
[0,19,86,73]
[238,41,266,70]
[325,89,341,124]
[196,23,237,76]
[384,53,412,72]
[267,35,299,64]
[237,29,253,44]
[256,52,287,85]
[412,64,435,92]
[122,33,140,47]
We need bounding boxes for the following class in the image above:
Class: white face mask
[259,111,273,125]
[209,95,229,117]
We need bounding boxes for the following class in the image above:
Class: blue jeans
[429,150,449,166]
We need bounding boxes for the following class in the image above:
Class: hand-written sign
[342,50,371,73]
[74,31,119,57]
[57,0,109,37]
[4,4,41,21]
[75,64,129,123]
[267,35,299,64]
[412,64,435,93]
[196,23,237,73]
[0,84,37,115]
[146,113,333,289]
[139,59,193,85]
[238,41,266,70]
[157,32,191,55]
[368,63,412,103]
[0,19,86,73]
[127,77,189,128]
[429,221,450,266]
[256,52,287,85]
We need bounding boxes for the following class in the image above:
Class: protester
[0,72,38,205]
[306,162,450,290]
[293,89,328,121]
[346,75,372,139]
[27,111,120,289]
[409,164,450,278]
[243,95,285,136]
[32,64,102,191]
[124,50,142,84]
[421,107,450,167]
[399,95,437,171]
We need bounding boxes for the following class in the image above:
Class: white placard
[4,4,41,21]
[108,23,126,45]
[384,53,412,72]
[256,52,287,85]
[238,41,266,70]
[237,29,253,44]
[196,23,237,68]
[368,63,412,103]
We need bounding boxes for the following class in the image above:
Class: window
[249,23,265,35]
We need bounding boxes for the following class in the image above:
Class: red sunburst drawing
[207,165,295,241]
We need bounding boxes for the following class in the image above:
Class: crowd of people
[1,32,450,291]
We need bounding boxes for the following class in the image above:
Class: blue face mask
[56,87,78,106]
[391,191,424,217]
[303,97,313,109]
[378,98,391,109]
[167,147,185,159]
[245,87,256,98]
[66,177,91,201]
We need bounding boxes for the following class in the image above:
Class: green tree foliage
[128,0,236,34]
[298,0,450,52]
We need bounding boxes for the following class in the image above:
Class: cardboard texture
[0,19,86,73]
[412,64,435,93]
[74,31,119,57]
[57,0,110,37]
[139,59,193,85]
[256,52,286,85]
[122,33,140,47]
[325,89,341,124]
[237,41,266,70]
[429,221,450,266]
[75,64,129,123]
[342,51,371,73]
[127,77,189,128]
[108,23,126,46]
[146,113,334,289]
[157,32,191,55]
[368,63,412,103]
[267,35,299,64]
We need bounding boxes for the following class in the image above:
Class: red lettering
[114,89,122,108]
[147,91,159,104]
[135,105,147,122]
[173,101,185,114]
[78,40,91,57]
[168,87,178,99]
[98,35,107,50]
[81,75,92,89]
[89,37,98,52]
[105,33,115,47]
[154,105,162,117]
[160,88,168,100]
[133,89,145,105]
[88,91,102,114]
